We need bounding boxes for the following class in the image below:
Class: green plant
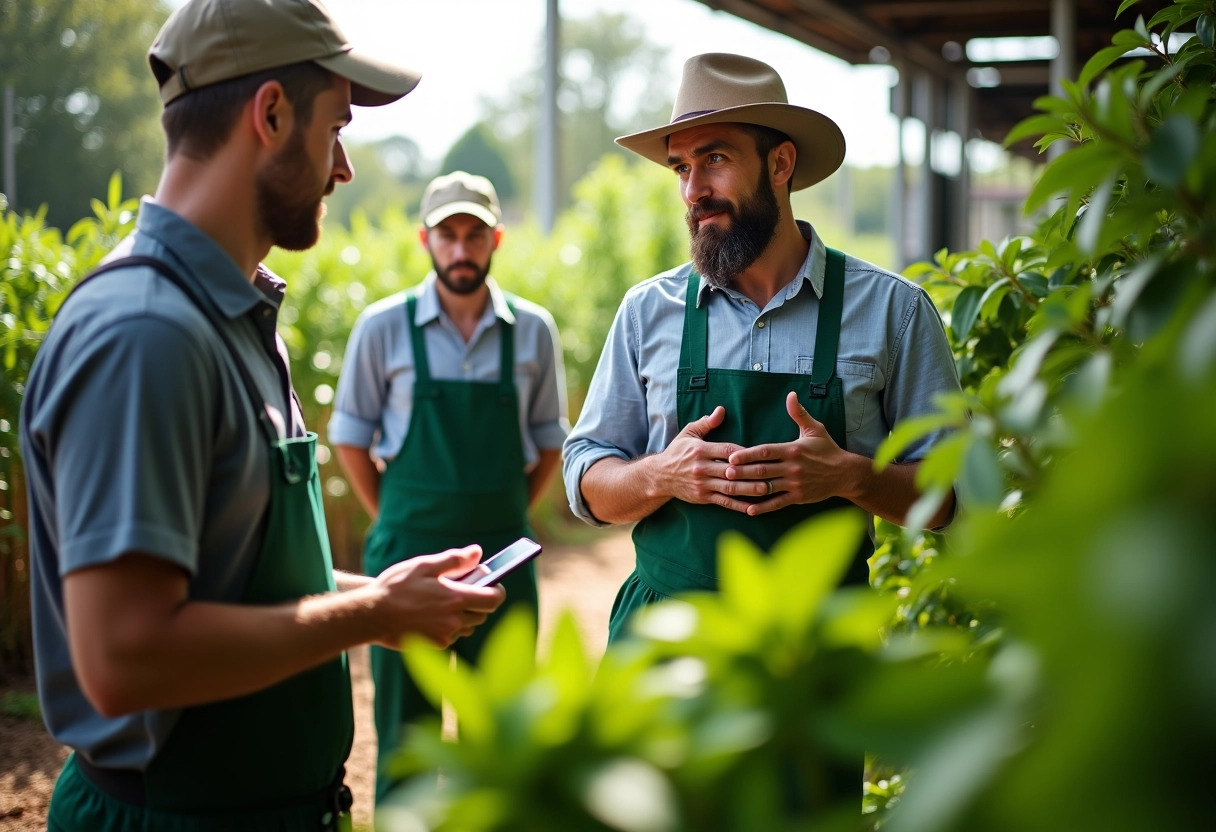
[1,689,42,722]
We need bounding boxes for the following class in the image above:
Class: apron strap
[404,293,433,386]
[809,247,846,397]
[71,255,279,443]
[498,296,516,401]
[681,273,708,390]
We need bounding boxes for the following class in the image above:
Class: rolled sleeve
[562,295,649,526]
[526,307,570,451]
[327,310,387,450]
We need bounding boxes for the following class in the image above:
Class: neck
[730,213,808,308]
[435,278,491,342]
[153,149,271,281]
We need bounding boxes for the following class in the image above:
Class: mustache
[687,198,735,225]
[446,261,480,272]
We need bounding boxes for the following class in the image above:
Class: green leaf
[1078,45,1133,89]
[1024,144,1118,214]
[978,278,1012,320]
[107,172,122,211]
[951,285,984,342]
[959,438,1005,509]
[769,509,868,633]
[1077,175,1116,256]
[876,411,958,468]
[1199,15,1214,49]
[1144,115,1200,188]
[477,605,537,702]
[998,331,1059,399]
[716,531,771,625]
[1004,114,1067,148]
[1115,0,1140,17]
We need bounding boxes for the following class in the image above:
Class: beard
[432,252,492,296]
[686,167,780,289]
[255,125,333,252]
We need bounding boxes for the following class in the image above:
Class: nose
[332,140,353,184]
[683,165,711,206]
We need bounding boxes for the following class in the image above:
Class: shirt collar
[133,198,280,318]
[415,272,516,327]
[693,220,825,307]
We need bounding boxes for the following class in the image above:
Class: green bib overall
[48,257,354,832]
[363,292,537,803]
[614,248,873,637]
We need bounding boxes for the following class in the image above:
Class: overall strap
[680,273,708,390]
[76,255,279,443]
[498,296,516,400]
[404,292,432,385]
[809,248,846,397]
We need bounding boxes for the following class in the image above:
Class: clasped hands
[662,391,851,516]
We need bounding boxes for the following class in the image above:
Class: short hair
[739,123,795,192]
[156,60,334,161]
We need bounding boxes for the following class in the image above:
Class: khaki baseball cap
[420,172,502,229]
[149,0,420,108]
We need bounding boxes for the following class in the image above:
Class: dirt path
[0,529,634,831]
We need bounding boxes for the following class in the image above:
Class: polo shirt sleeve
[525,307,570,451]
[328,311,385,449]
[561,294,647,526]
[44,315,216,577]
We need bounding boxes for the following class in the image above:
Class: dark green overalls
[609,249,873,809]
[364,291,537,803]
[48,257,354,832]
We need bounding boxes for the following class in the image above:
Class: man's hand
[656,406,762,510]
[368,547,506,649]
[724,391,853,516]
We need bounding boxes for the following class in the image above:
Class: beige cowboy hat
[616,53,845,191]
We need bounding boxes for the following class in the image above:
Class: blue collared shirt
[562,222,961,525]
[20,198,302,767]
[328,272,569,468]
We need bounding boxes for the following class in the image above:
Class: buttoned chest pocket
[796,357,876,434]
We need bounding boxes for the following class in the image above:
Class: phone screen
[455,537,543,587]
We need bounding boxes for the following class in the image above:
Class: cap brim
[424,201,500,228]
[615,102,846,191]
[316,48,420,107]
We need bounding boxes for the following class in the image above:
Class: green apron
[614,248,873,637]
[364,291,537,803]
[48,256,354,832]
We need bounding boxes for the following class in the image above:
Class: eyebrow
[667,139,738,167]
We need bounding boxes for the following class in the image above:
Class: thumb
[421,545,483,577]
[787,391,824,436]
[683,405,726,438]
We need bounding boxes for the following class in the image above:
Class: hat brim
[615,103,845,191]
[424,201,500,229]
[316,48,420,107]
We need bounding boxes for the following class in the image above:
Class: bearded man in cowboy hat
[563,52,961,640]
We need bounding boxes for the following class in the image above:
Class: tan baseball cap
[420,172,502,229]
[149,0,420,107]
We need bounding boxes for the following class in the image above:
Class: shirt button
[756,320,765,329]
[462,362,471,373]
[752,362,762,371]
[261,308,272,319]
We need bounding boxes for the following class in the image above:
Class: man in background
[19,1,505,829]
[330,170,568,803]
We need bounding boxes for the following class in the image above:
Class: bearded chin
[687,171,781,289]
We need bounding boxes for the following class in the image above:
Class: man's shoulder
[837,250,928,302]
[623,262,695,305]
[354,288,412,328]
[500,291,558,328]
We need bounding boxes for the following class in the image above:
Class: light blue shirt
[563,222,961,525]
[20,199,301,767]
[328,273,569,467]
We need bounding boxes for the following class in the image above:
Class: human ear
[250,81,291,148]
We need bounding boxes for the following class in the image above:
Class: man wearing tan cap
[19,2,505,830]
[564,51,962,669]
[330,170,568,802]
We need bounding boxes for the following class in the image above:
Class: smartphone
[455,537,543,587]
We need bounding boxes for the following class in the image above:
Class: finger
[723,461,773,480]
[786,391,824,435]
[422,545,482,577]
[727,443,782,466]
[711,475,772,498]
[745,492,794,516]
[681,406,726,438]
[705,492,766,514]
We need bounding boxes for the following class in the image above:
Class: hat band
[671,108,717,124]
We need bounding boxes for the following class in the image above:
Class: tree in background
[439,123,517,203]
[1,0,167,229]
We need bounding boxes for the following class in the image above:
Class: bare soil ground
[0,529,635,831]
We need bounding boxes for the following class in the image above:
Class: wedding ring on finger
[763,479,774,496]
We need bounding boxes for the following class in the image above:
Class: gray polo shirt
[327,272,569,467]
[19,199,303,769]
[563,222,961,526]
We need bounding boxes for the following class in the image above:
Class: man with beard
[18,2,507,830]
[329,170,568,803]
[563,52,961,645]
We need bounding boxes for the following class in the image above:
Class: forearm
[580,455,671,524]
[335,444,380,519]
[74,585,386,717]
[840,454,954,529]
[335,570,372,590]
[526,448,561,507]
